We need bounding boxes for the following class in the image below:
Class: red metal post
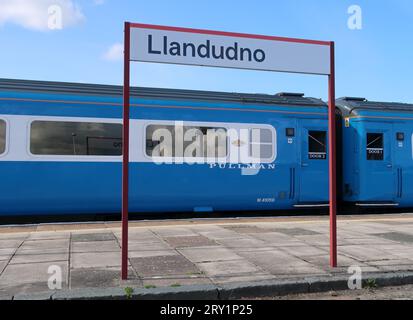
[328,41,337,268]
[121,22,131,280]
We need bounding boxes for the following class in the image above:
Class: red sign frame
[121,22,337,280]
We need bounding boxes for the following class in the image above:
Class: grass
[124,287,134,299]
[144,285,157,289]
[363,279,378,290]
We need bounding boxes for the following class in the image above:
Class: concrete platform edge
[10,271,413,300]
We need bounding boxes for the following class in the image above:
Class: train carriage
[337,97,413,208]
[0,79,330,216]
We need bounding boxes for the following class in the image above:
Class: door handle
[387,164,393,168]
[301,163,309,167]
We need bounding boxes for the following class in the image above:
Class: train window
[30,121,122,156]
[146,124,227,159]
[308,131,327,160]
[396,132,404,141]
[0,119,6,154]
[250,128,274,160]
[366,133,384,160]
[286,128,295,137]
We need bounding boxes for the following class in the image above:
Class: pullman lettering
[148,35,266,63]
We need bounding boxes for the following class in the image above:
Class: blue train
[0,79,412,216]
[337,97,413,208]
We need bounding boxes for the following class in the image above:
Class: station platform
[1,214,413,300]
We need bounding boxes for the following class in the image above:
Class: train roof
[0,78,326,108]
[336,97,413,116]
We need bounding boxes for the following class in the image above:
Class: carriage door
[362,123,395,202]
[299,122,329,204]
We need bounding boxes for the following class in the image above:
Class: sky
[0,0,412,102]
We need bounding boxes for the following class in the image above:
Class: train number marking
[257,198,275,203]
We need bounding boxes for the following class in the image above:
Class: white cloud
[0,0,85,31]
[93,0,105,5]
[102,43,124,62]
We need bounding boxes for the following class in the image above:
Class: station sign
[121,22,337,280]
[129,24,331,75]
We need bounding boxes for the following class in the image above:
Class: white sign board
[130,26,331,75]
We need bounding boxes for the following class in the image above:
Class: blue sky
[0,0,412,102]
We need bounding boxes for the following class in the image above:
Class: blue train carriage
[336,97,413,208]
[0,79,330,216]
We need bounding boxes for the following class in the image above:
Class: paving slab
[70,267,138,289]
[115,229,158,241]
[222,225,265,234]
[215,237,268,250]
[295,234,331,246]
[178,246,242,263]
[197,259,264,277]
[374,232,413,244]
[279,245,328,257]
[211,273,276,285]
[17,239,70,255]
[16,247,69,255]
[0,261,68,289]
[217,238,275,253]
[385,249,413,260]
[0,292,13,300]
[391,227,413,235]
[128,241,171,251]
[370,220,413,226]
[151,227,199,238]
[10,253,68,265]
[340,225,392,235]
[0,239,24,249]
[251,232,308,247]
[237,249,325,276]
[71,251,122,269]
[368,259,413,272]
[142,276,212,288]
[268,228,321,236]
[303,253,367,270]
[163,235,217,248]
[0,256,11,263]
[71,232,115,242]
[339,245,401,262]
[0,260,7,273]
[129,249,177,259]
[0,233,29,240]
[27,232,70,241]
[197,229,244,240]
[0,248,15,256]
[130,255,201,277]
[0,282,57,297]
[71,240,120,253]
[189,225,225,233]
[338,236,400,246]
[19,239,69,250]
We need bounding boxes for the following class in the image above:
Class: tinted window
[308,131,327,160]
[249,128,274,160]
[146,124,227,158]
[0,120,6,154]
[30,121,122,156]
[367,133,384,160]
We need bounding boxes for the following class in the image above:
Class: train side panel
[341,110,413,208]
[0,89,329,216]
